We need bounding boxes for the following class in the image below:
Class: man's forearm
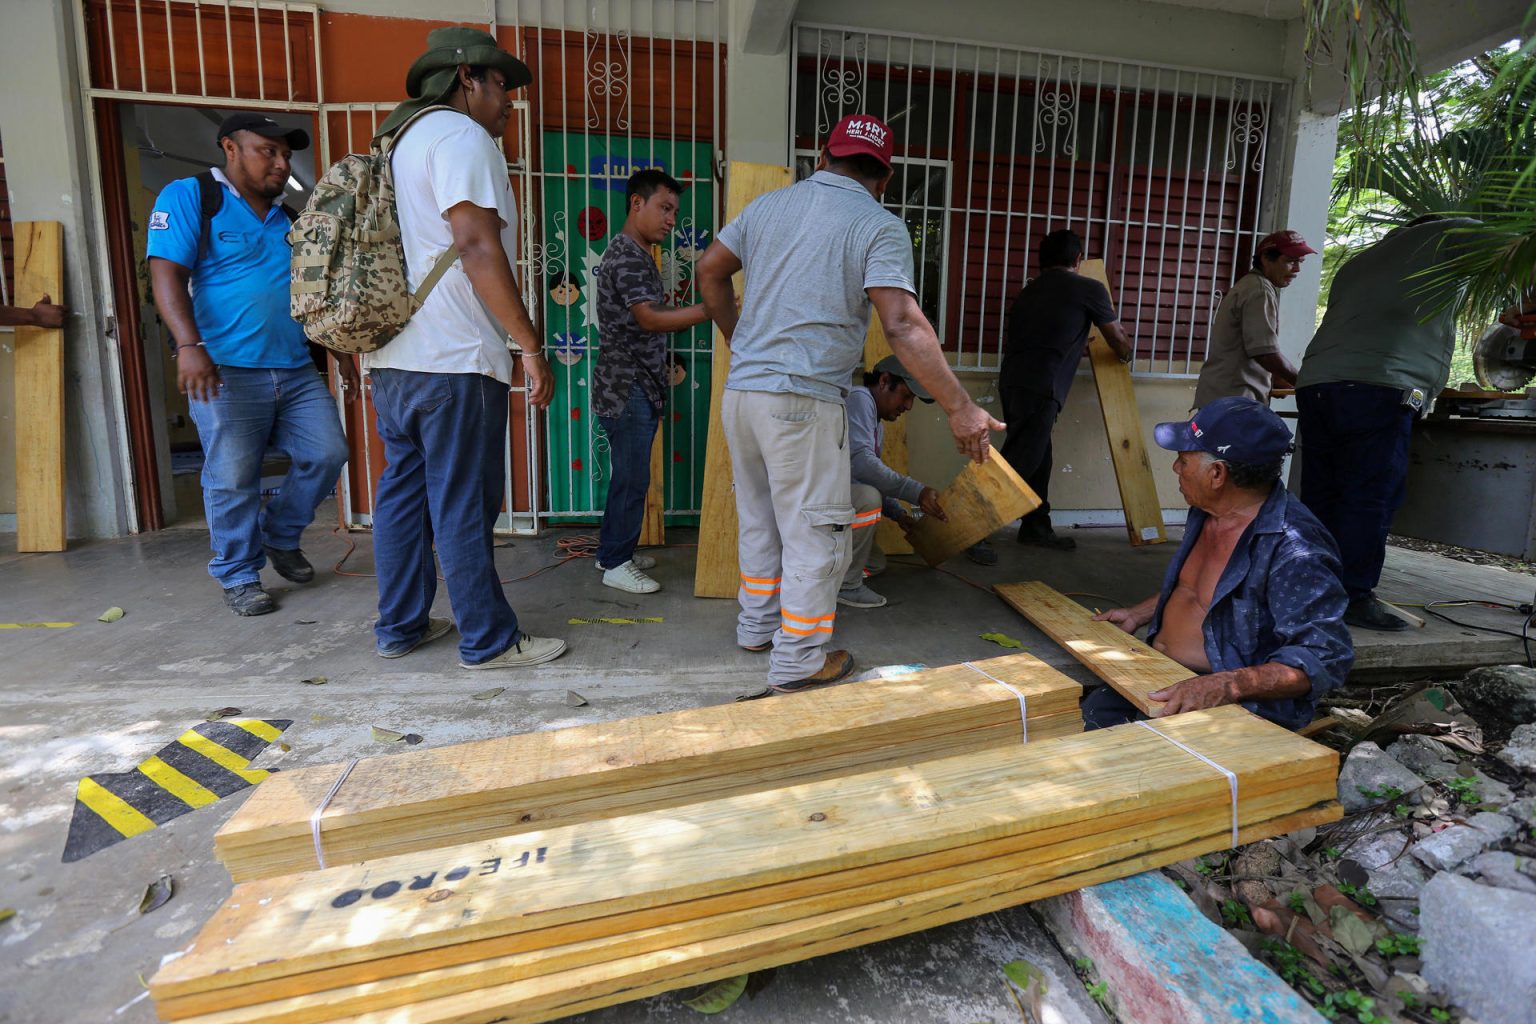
[149,262,205,349]
[698,274,737,342]
[633,302,707,334]
[1256,351,1298,386]
[882,316,970,414]
[1213,661,1311,703]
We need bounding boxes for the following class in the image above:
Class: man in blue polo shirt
[148,113,351,616]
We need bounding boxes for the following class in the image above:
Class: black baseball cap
[872,354,934,403]
[216,113,310,152]
[1154,396,1293,464]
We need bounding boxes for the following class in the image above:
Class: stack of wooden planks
[215,654,1084,881]
[152,706,1338,1024]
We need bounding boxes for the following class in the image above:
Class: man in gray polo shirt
[696,113,1001,694]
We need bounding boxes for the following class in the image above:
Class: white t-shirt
[363,110,519,384]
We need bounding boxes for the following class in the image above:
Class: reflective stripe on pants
[723,389,853,685]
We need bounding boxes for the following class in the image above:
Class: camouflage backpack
[288,105,461,354]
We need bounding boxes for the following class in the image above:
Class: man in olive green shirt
[1294,215,1479,631]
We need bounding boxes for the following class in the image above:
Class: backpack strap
[377,104,469,310]
[195,170,223,264]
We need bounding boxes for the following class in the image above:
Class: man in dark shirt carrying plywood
[593,169,709,594]
[989,229,1132,561]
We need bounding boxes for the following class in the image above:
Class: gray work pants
[723,389,854,685]
[842,482,884,591]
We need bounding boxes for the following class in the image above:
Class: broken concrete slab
[1337,741,1431,812]
[1036,872,1325,1024]
[1495,723,1536,774]
[1421,873,1536,1024]
[1409,812,1519,873]
[1455,665,1536,738]
[1385,734,1459,778]
[1465,851,1536,895]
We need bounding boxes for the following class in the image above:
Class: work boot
[264,545,316,583]
[1344,596,1411,632]
[965,540,999,565]
[461,634,568,669]
[602,560,660,594]
[837,584,888,609]
[597,552,656,571]
[223,582,276,617]
[769,649,856,694]
[1016,519,1075,550]
[377,617,456,659]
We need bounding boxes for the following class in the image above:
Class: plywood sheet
[639,243,666,546]
[906,449,1040,566]
[693,162,793,598]
[994,579,1191,714]
[14,222,66,552]
[1079,259,1166,546]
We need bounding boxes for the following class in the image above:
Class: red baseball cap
[826,114,894,170]
[1255,229,1317,259]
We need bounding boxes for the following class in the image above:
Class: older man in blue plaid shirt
[1088,398,1354,731]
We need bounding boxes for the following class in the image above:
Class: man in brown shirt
[1191,230,1315,409]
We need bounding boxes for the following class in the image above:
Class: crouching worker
[1088,397,1353,730]
[839,355,948,609]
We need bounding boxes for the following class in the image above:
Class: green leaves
[98,607,125,623]
[978,632,1025,650]
[681,975,748,1014]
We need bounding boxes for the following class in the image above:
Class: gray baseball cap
[872,354,934,403]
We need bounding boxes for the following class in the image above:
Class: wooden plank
[153,707,1334,1001]
[215,654,1081,881]
[638,244,666,546]
[1079,259,1167,546]
[161,795,1338,1022]
[861,317,913,555]
[994,580,1190,715]
[14,222,67,552]
[906,449,1040,566]
[693,162,793,598]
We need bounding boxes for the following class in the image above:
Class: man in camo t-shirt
[592,169,708,594]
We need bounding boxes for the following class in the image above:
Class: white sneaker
[597,553,656,571]
[603,560,661,594]
[837,584,888,609]
[461,634,567,669]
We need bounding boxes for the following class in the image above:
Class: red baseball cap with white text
[1255,229,1317,259]
[826,114,894,170]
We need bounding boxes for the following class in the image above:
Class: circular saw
[1472,317,1536,391]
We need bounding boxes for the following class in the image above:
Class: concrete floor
[1,510,1531,1023]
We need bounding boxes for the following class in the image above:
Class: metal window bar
[790,22,1286,376]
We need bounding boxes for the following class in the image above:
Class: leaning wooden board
[994,579,1190,713]
[153,707,1338,1015]
[216,654,1081,880]
[906,448,1040,566]
[1079,259,1166,546]
[156,708,1333,1002]
[861,317,914,555]
[14,222,67,553]
[693,162,794,598]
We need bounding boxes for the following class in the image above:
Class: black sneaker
[964,540,999,565]
[1016,523,1076,550]
[1344,596,1410,632]
[264,546,315,584]
[223,583,276,617]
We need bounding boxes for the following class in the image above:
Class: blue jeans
[369,369,520,664]
[186,365,349,588]
[597,382,661,569]
[1296,381,1414,600]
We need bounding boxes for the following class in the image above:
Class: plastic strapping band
[963,662,1027,743]
[310,758,359,870]
[1135,720,1240,846]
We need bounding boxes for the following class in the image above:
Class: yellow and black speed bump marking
[62,718,290,862]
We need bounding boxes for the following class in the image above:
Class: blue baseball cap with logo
[1154,396,1293,464]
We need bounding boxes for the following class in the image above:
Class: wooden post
[1079,259,1167,546]
[693,163,794,599]
[638,244,666,547]
[14,222,67,552]
[862,318,915,555]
